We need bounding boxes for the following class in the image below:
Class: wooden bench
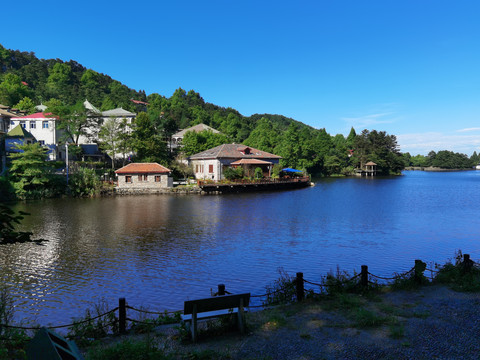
[181,293,250,342]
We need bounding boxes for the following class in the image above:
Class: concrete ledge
[114,187,202,195]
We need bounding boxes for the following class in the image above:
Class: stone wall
[117,174,173,189]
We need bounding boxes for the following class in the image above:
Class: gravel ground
[86,285,480,359]
[156,285,480,360]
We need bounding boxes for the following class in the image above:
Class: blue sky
[3,1,480,155]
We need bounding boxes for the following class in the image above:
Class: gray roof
[102,108,136,117]
[0,109,16,117]
[189,143,282,160]
[173,123,220,138]
[83,100,101,114]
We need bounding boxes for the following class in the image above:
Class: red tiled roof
[11,112,53,119]
[115,163,171,174]
[130,99,149,105]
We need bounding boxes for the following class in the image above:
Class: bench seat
[181,293,250,342]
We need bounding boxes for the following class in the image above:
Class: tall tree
[131,112,167,163]
[8,143,54,199]
[46,63,74,102]
[98,117,133,168]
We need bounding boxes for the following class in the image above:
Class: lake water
[2,170,480,326]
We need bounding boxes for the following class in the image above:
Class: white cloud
[342,112,397,128]
[456,127,480,133]
[398,132,480,155]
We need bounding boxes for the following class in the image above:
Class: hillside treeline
[0,44,404,176]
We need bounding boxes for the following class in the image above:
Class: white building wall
[9,117,62,160]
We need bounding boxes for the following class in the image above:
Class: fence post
[119,298,126,334]
[414,260,426,284]
[463,254,473,273]
[361,265,368,287]
[218,284,225,296]
[296,272,304,302]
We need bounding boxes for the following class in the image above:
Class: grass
[86,338,169,360]
[388,323,405,339]
[352,308,392,328]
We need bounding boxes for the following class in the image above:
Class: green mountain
[0,44,405,176]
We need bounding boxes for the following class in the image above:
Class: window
[125,176,132,183]
[143,175,148,181]
[195,165,199,173]
[155,176,161,182]
[20,121,26,129]
[138,175,143,181]
[30,121,36,129]
[208,164,214,173]
[42,121,49,129]
[39,140,45,146]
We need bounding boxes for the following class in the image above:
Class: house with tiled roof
[115,163,173,189]
[171,123,221,149]
[188,144,282,180]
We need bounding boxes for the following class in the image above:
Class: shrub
[69,167,102,197]
[263,268,297,305]
[0,287,31,359]
[67,299,118,346]
[223,167,243,180]
[434,250,480,291]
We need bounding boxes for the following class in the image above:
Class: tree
[0,73,32,106]
[352,129,403,175]
[14,96,36,114]
[182,130,230,156]
[98,117,133,168]
[131,112,167,163]
[243,117,279,153]
[8,143,54,199]
[48,101,100,146]
[47,63,74,102]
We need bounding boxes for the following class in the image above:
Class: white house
[9,112,62,160]
[188,144,282,181]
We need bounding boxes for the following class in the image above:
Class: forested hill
[0,44,405,176]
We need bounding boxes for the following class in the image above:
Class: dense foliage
[1,44,406,178]
[403,150,476,169]
[7,143,64,199]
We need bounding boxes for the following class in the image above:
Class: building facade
[115,163,173,189]
[189,144,282,181]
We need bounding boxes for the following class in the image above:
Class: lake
[2,170,480,326]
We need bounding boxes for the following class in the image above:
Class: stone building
[115,163,173,189]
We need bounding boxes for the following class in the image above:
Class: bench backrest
[184,293,250,315]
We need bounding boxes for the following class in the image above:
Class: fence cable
[0,307,119,330]
[126,305,182,316]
